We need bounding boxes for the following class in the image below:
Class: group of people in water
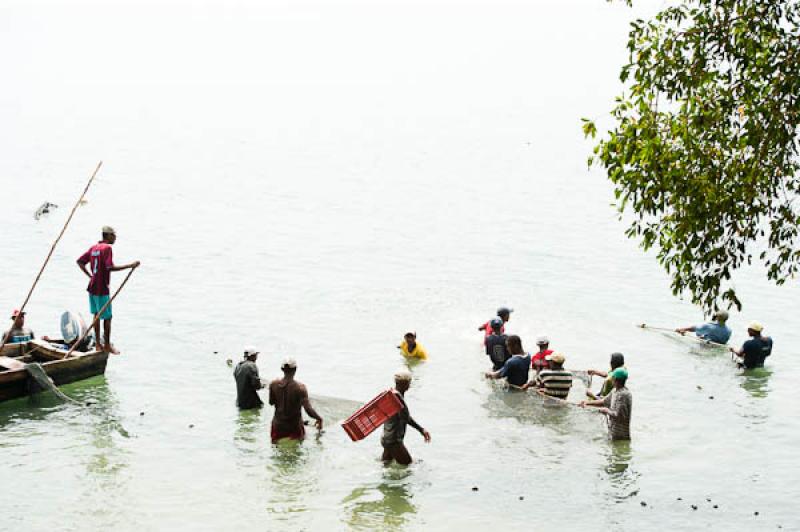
[478,308,632,440]
[675,309,774,369]
[233,346,430,465]
[2,224,774,466]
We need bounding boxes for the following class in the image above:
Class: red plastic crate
[341,389,403,441]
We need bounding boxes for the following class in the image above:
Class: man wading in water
[76,226,140,354]
[486,335,531,387]
[730,321,773,369]
[382,371,431,465]
[268,358,323,444]
[234,346,264,409]
[675,310,732,344]
[580,367,632,440]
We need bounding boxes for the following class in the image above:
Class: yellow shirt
[400,340,428,360]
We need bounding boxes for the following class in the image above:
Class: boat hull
[0,340,108,403]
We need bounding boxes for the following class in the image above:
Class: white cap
[394,370,412,382]
[536,336,549,345]
[747,321,764,332]
[243,345,259,357]
[281,357,297,369]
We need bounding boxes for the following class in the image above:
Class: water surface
[1,0,799,530]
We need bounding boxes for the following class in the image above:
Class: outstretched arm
[675,326,697,335]
[110,260,141,272]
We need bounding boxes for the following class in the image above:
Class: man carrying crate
[381,370,431,465]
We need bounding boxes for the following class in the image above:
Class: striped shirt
[537,368,573,399]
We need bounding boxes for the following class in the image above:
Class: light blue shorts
[89,294,112,320]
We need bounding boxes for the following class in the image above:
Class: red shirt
[481,320,505,344]
[531,349,553,370]
[78,242,114,295]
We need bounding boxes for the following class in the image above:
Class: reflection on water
[603,440,639,502]
[342,467,417,530]
[265,437,317,522]
[739,367,772,399]
[234,407,263,448]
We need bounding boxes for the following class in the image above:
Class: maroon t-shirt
[77,242,114,295]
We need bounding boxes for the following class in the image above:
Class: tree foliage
[584,0,800,311]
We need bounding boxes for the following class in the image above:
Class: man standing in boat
[76,226,139,354]
[268,358,323,443]
[675,310,732,344]
[234,346,264,409]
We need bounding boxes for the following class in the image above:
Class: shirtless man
[268,358,323,444]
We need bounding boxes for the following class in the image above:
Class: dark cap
[497,307,514,317]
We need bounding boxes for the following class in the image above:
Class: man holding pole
[77,226,139,354]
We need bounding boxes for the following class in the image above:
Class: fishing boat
[0,339,108,402]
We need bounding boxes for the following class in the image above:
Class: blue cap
[490,317,504,330]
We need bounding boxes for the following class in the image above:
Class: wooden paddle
[62,267,137,359]
[0,161,103,351]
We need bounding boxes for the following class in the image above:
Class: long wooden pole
[0,161,103,351]
[63,267,136,359]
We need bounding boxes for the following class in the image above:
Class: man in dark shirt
[381,370,431,465]
[485,317,510,370]
[731,321,773,369]
[485,335,531,387]
[269,358,323,444]
[478,306,513,344]
[234,346,264,409]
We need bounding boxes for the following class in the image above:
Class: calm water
[2,1,799,530]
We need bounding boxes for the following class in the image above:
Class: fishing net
[25,362,79,404]
[308,394,365,424]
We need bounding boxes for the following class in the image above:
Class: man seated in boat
[398,332,428,360]
[586,352,625,400]
[524,353,573,398]
[675,310,732,344]
[730,321,773,369]
[485,335,530,387]
[2,309,35,344]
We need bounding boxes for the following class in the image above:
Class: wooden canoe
[0,339,108,402]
